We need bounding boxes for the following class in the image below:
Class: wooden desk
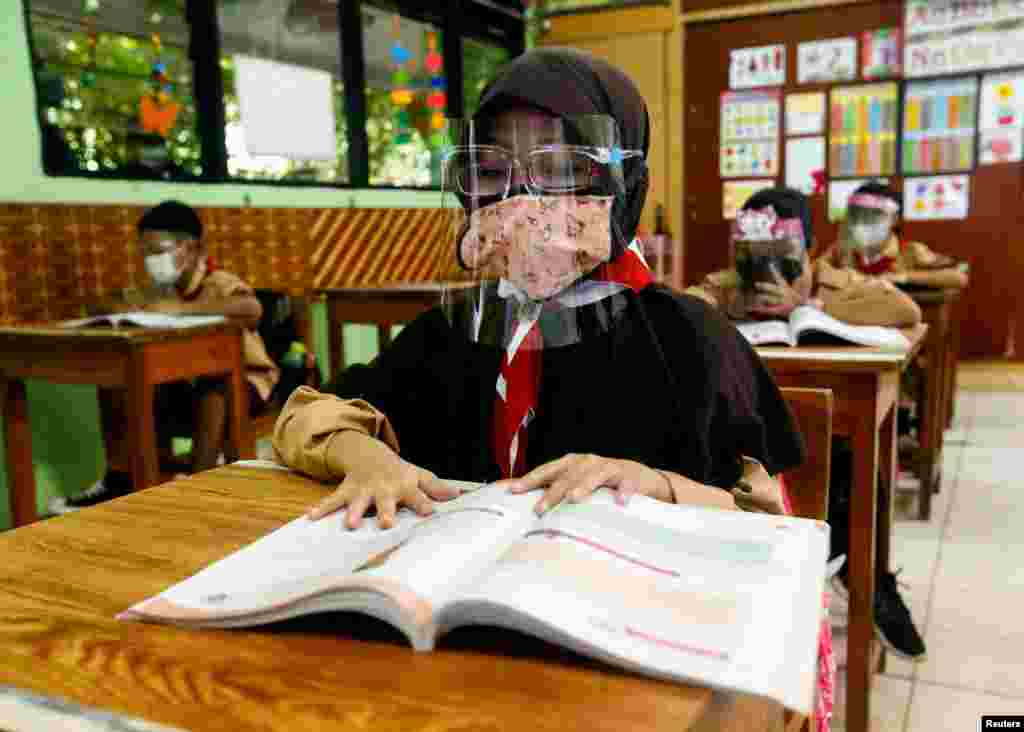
[757,325,927,732]
[904,288,962,521]
[0,466,783,732]
[318,283,466,372]
[0,323,250,528]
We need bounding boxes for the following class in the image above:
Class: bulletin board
[684,0,1024,360]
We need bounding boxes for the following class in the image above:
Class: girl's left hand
[495,453,672,515]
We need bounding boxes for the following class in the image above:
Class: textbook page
[789,306,910,350]
[119,483,535,634]
[735,319,795,347]
[442,491,828,714]
[62,312,226,329]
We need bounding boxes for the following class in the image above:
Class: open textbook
[62,312,226,329]
[736,305,910,350]
[119,481,829,714]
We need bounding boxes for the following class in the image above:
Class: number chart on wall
[829,83,899,178]
[902,77,979,174]
[720,91,781,179]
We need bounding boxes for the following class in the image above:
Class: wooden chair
[778,387,834,732]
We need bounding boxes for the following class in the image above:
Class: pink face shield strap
[848,193,900,214]
[731,208,806,248]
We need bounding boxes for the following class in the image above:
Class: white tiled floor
[832,386,1024,731]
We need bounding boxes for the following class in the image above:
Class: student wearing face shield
[688,186,927,662]
[822,182,969,290]
[687,187,921,327]
[51,201,279,514]
[271,49,808,527]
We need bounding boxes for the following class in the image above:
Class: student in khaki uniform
[687,187,927,662]
[51,201,280,513]
[686,188,922,328]
[819,181,969,291]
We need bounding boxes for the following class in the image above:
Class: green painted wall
[0,1,420,529]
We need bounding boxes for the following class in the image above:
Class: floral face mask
[460,195,614,301]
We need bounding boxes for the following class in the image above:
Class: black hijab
[472,47,651,256]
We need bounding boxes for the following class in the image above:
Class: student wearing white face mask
[51,201,279,514]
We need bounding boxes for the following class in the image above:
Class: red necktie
[492,247,654,478]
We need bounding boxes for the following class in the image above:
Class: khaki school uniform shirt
[685,259,922,327]
[820,235,969,291]
[183,268,280,402]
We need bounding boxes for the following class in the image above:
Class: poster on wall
[720,91,781,178]
[730,45,786,89]
[797,38,857,84]
[905,0,1024,78]
[785,137,827,195]
[979,71,1024,165]
[904,175,971,220]
[786,92,826,135]
[902,77,978,174]
[723,180,776,219]
[828,178,889,222]
[829,83,899,178]
[862,28,902,80]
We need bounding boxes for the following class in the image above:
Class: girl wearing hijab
[822,181,969,290]
[271,48,803,526]
[687,187,922,327]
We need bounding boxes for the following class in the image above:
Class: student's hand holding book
[309,431,460,529]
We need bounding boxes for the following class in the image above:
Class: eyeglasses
[138,238,181,257]
[442,144,644,197]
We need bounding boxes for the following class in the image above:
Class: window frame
[24,0,523,190]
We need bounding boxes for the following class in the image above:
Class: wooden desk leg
[125,352,159,491]
[328,299,346,375]
[846,406,880,732]
[225,334,250,462]
[877,402,897,674]
[917,350,937,521]
[3,378,38,527]
[378,323,393,352]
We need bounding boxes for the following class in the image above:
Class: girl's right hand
[307,431,460,530]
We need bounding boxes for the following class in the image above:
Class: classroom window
[363,10,446,188]
[463,37,512,116]
[217,0,349,183]
[28,0,200,179]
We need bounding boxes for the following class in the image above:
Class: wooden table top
[0,321,242,348]
[317,281,475,297]
[0,465,776,732]
[756,324,928,373]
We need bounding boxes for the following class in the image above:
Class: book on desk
[61,312,227,329]
[120,481,828,715]
[736,306,911,350]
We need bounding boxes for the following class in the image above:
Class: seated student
[51,200,280,513]
[686,187,922,327]
[820,181,969,290]
[686,187,927,662]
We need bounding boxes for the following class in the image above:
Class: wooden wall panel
[0,204,451,323]
[683,0,1023,360]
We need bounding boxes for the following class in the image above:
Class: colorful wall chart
[723,180,776,219]
[904,175,970,220]
[720,91,781,178]
[905,0,1024,77]
[797,38,857,85]
[829,83,898,178]
[902,77,978,174]
[786,137,826,195]
[862,28,902,80]
[730,45,786,89]
[979,71,1024,165]
[786,92,826,136]
[828,178,889,222]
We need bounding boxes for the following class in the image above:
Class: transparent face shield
[843,195,899,263]
[437,113,643,349]
[730,208,807,292]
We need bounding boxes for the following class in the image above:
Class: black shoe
[48,472,132,515]
[833,564,927,662]
[874,570,927,661]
